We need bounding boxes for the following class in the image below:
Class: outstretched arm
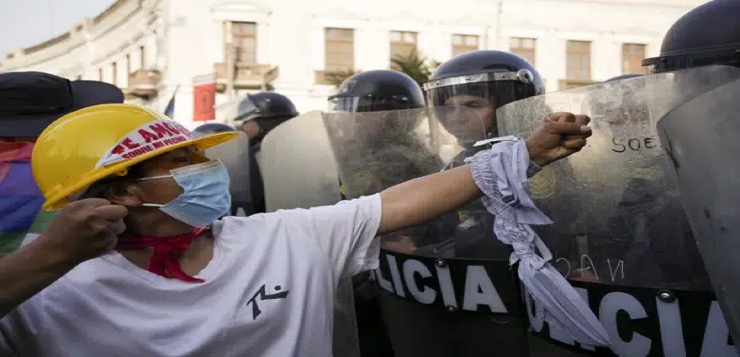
[377,113,591,235]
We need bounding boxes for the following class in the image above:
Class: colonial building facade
[0,0,706,128]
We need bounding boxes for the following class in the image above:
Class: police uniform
[330,70,433,357]
[365,50,552,357]
[231,92,299,214]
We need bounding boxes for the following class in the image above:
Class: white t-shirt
[0,194,382,357]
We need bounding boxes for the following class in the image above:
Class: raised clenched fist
[525,112,592,167]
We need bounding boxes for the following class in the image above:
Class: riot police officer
[491,2,740,354]
[419,50,545,259]
[230,92,299,214]
[353,51,547,357]
[423,52,555,259]
[329,70,441,198]
[329,69,439,357]
[645,0,740,350]
[424,50,545,147]
[235,92,299,152]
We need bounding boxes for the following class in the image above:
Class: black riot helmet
[235,92,298,122]
[424,50,544,141]
[643,0,740,74]
[192,122,236,138]
[605,74,643,82]
[425,50,544,108]
[232,92,298,145]
[328,70,425,112]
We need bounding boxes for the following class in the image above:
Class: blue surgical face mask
[138,159,231,228]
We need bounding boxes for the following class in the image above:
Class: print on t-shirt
[246,284,290,319]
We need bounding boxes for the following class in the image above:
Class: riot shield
[496,65,740,356]
[200,131,253,217]
[259,111,360,357]
[260,110,343,211]
[323,106,531,356]
[657,78,740,353]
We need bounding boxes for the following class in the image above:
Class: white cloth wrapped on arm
[465,136,610,347]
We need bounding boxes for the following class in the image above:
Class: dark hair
[78,162,148,200]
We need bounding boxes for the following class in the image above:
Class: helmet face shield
[215,95,259,123]
[423,71,536,136]
[328,95,417,113]
[217,92,298,123]
[327,70,426,113]
[235,96,260,121]
[327,97,359,112]
[643,47,740,74]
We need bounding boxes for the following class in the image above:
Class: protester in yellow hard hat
[0,102,591,356]
[0,71,123,317]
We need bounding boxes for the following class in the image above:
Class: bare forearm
[0,237,76,317]
[378,165,481,235]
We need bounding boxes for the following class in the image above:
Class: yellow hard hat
[32,103,238,210]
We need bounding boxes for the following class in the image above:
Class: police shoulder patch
[347,170,375,194]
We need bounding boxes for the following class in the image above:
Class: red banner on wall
[193,74,216,122]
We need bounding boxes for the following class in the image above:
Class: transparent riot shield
[260,111,342,211]
[259,111,360,357]
[201,131,253,217]
[657,78,740,353]
[323,106,531,356]
[496,65,740,356]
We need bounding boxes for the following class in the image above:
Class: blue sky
[0,0,116,57]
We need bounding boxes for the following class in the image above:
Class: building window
[228,21,257,64]
[452,34,479,57]
[510,37,536,65]
[325,28,355,72]
[566,40,592,81]
[622,43,646,74]
[111,62,118,85]
[390,30,418,67]
[98,68,103,81]
[126,54,131,74]
[140,46,146,69]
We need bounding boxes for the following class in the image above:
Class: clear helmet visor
[424,81,521,143]
[328,95,418,113]
[215,95,260,123]
[423,70,538,142]
[642,44,740,74]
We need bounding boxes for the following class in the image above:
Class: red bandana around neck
[115,228,208,283]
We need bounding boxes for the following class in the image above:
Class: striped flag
[0,140,55,256]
